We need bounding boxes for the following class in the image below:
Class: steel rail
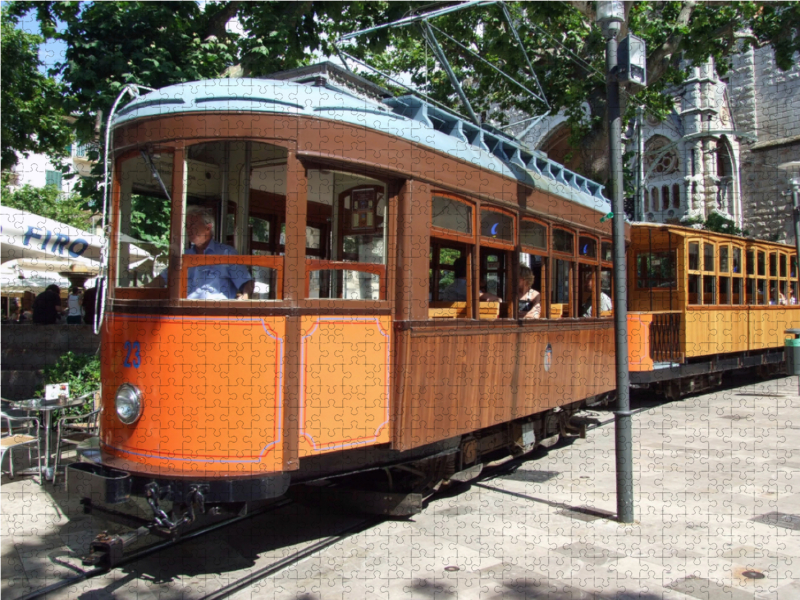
[196,517,383,600]
[16,499,293,600]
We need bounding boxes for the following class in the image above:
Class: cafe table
[12,396,86,481]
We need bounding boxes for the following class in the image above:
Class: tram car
[626,224,800,398]
[71,68,800,531]
[71,68,622,524]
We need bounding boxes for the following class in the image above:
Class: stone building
[521,45,799,242]
[728,45,800,243]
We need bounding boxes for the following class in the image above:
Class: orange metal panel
[298,315,391,456]
[100,313,285,477]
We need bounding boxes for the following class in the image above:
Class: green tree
[7,1,798,194]
[1,175,93,231]
[1,8,73,170]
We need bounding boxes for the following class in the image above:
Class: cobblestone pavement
[2,374,799,599]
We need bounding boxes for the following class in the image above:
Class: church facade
[522,45,799,243]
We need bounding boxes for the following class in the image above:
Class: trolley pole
[598,1,634,524]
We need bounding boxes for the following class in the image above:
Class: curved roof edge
[113,78,610,214]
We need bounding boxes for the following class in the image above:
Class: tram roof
[113,78,611,215]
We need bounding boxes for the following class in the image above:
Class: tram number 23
[123,340,142,368]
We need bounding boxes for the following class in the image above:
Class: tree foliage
[39,351,101,417]
[1,7,73,170]
[1,175,94,231]
[5,1,798,195]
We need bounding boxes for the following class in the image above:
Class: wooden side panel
[298,315,391,456]
[684,308,749,357]
[627,313,654,372]
[392,323,615,451]
[100,314,285,477]
[749,307,800,350]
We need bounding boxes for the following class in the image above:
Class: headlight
[115,383,142,425]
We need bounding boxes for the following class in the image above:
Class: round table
[12,396,86,481]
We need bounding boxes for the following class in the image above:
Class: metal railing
[650,312,682,363]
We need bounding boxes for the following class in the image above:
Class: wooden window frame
[578,234,600,265]
[480,205,516,250]
[551,226,577,259]
[600,239,613,267]
[304,259,386,300]
[730,244,744,305]
[431,191,476,245]
[520,217,549,256]
[687,238,705,305]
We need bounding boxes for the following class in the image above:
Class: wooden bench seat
[428,301,501,320]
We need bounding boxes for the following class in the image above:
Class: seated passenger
[518,265,541,319]
[152,207,254,300]
[580,272,612,317]
[440,255,500,302]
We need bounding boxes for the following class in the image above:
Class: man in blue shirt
[153,207,253,300]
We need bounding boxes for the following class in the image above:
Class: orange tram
[72,73,799,525]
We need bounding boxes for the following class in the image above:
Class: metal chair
[52,391,100,486]
[1,402,42,481]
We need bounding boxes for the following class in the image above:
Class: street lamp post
[597,0,634,524]
[778,162,800,275]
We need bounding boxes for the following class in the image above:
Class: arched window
[672,184,680,209]
[716,138,735,215]
[651,187,659,212]
[644,135,679,176]
[662,185,669,210]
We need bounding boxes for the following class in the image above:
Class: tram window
[769,252,777,277]
[601,242,613,263]
[780,281,788,305]
[781,254,788,278]
[758,251,766,276]
[307,170,387,300]
[432,195,472,235]
[170,141,289,300]
[551,259,571,316]
[480,209,514,244]
[579,237,597,259]
[792,281,799,304]
[720,277,730,304]
[520,253,544,318]
[688,242,700,271]
[703,275,716,304]
[746,250,755,275]
[757,279,767,304]
[636,252,675,289]
[703,244,714,272]
[688,274,701,305]
[733,278,743,305]
[520,221,547,251]
[719,246,729,273]
[769,280,778,304]
[115,151,173,288]
[793,257,798,279]
[250,217,271,250]
[553,230,574,255]
[746,278,756,304]
[481,250,506,301]
[578,265,607,317]
[601,268,613,312]
[431,244,467,302]
[733,247,742,274]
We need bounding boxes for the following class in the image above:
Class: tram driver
[150,206,254,300]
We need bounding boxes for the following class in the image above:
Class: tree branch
[646,0,697,85]
[204,1,241,40]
